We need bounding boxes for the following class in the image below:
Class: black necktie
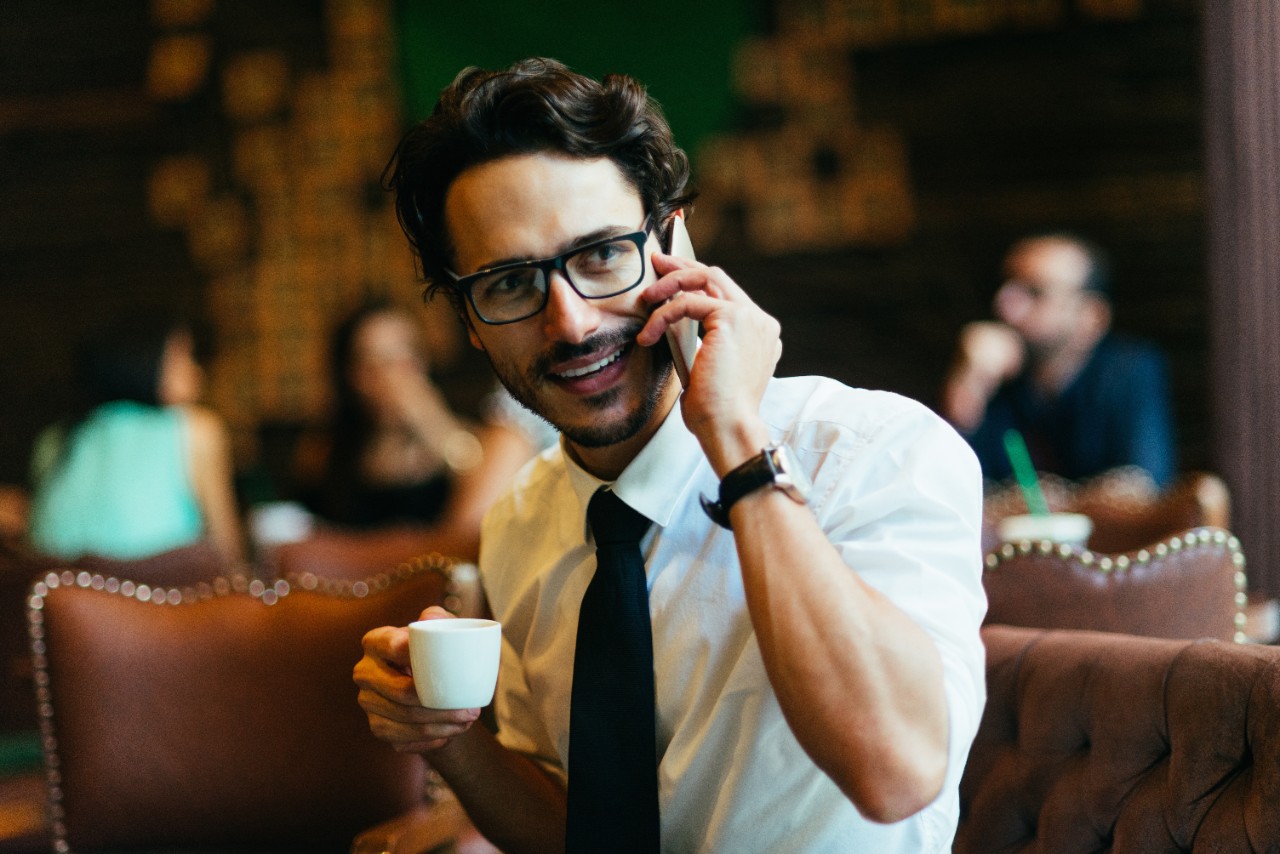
[566,488,660,853]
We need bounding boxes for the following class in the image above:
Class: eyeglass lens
[469,235,646,323]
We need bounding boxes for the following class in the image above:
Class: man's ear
[1082,293,1112,337]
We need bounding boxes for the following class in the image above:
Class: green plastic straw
[1002,429,1050,515]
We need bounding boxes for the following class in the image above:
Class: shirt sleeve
[799,395,988,795]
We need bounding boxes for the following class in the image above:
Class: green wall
[394,1,761,156]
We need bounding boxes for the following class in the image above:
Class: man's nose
[541,271,601,344]
[994,283,1032,324]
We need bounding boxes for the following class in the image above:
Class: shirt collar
[562,401,706,540]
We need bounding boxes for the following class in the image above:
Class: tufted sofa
[955,624,1280,852]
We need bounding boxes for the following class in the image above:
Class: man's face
[994,238,1095,358]
[349,310,426,424]
[444,153,678,457]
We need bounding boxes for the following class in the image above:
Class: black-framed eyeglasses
[445,217,652,325]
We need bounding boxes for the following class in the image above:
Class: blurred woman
[28,318,244,564]
[297,299,540,540]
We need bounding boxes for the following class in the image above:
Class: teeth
[558,350,621,379]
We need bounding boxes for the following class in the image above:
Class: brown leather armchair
[983,527,1246,642]
[25,555,484,853]
[957,624,1280,852]
[2,540,236,735]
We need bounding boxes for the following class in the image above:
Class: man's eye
[576,240,632,271]
[477,268,539,300]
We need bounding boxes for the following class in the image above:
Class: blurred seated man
[941,233,1176,489]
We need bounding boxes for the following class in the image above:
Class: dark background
[0,1,1206,487]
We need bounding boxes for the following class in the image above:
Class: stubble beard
[1024,328,1076,367]
[490,322,675,449]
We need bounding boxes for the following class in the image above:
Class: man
[941,234,1176,488]
[354,58,986,853]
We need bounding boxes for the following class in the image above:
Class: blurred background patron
[293,300,545,542]
[941,233,1176,488]
[27,318,245,564]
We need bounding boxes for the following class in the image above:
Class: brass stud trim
[983,526,1248,643]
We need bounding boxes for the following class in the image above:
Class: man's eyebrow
[471,224,638,274]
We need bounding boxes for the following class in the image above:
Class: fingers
[639,252,760,347]
[648,252,745,302]
[958,322,1023,378]
[361,624,410,667]
[355,626,416,705]
[417,604,454,622]
[638,291,715,346]
[359,687,481,753]
[355,621,482,753]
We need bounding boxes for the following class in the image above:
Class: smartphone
[664,216,699,387]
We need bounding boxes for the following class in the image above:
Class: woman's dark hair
[383,57,697,312]
[316,299,420,518]
[45,316,188,471]
[73,316,189,419]
[328,298,407,455]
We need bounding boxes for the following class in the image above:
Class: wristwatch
[701,443,813,529]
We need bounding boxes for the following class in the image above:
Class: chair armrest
[351,790,497,854]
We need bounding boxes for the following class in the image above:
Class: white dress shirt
[480,375,987,853]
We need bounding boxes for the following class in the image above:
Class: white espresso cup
[407,618,501,710]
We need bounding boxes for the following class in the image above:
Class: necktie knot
[588,488,651,546]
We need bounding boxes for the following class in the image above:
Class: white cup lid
[997,512,1093,545]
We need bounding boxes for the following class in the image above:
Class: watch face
[770,444,813,502]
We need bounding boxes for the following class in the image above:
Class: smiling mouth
[553,344,627,380]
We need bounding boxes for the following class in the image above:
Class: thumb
[417,605,455,621]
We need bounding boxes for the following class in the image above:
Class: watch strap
[700,449,780,530]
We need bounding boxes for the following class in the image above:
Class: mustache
[531,321,646,377]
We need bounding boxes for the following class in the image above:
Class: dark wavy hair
[383,57,697,312]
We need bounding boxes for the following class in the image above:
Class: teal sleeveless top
[29,401,204,560]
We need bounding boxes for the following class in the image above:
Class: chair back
[982,469,1231,554]
[27,556,464,852]
[982,527,1245,642]
[2,540,233,735]
[73,538,235,586]
[263,525,479,582]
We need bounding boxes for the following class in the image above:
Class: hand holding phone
[664,215,699,387]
